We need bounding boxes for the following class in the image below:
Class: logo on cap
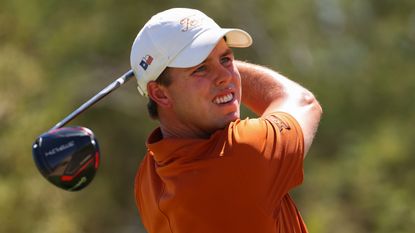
[180,16,204,32]
[139,55,154,70]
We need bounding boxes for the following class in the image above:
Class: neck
[157,111,213,139]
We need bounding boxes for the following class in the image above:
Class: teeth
[214,93,233,104]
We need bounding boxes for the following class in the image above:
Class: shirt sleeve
[228,112,305,212]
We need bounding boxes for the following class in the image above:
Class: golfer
[130,8,322,233]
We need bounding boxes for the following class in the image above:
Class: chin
[224,113,240,125]
[208,111,240,132]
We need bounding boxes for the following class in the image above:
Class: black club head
[32,126,100,191]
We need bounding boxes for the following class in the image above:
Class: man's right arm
[236,60,323,155]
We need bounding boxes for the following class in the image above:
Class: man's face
[165,39,242,137]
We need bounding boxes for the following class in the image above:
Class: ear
[147,81,172,107]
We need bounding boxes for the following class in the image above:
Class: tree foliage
[1,0,414,232]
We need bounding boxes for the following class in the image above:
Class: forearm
[236,60,296,116]
[236,60,323,154]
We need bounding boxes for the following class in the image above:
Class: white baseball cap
[130,8,253,96]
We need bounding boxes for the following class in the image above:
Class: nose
[214,64,233,87]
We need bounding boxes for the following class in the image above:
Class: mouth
[213,93,235,105]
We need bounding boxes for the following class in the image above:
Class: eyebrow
[201,48,234,64]
[222,48,234,57]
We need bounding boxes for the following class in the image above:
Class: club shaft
[50,70,135,131]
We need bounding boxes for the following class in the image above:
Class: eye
[191,65,207,76]
[220,56,233,66]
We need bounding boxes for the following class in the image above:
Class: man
[130,8,322,233]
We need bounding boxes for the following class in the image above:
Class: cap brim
[169,28,252,68]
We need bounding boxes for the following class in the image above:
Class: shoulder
[229,112,303,142]
[224,112,304,157]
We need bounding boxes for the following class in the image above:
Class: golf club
[32,70,134,191]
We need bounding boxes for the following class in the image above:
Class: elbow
[302,90,323,116]
[299,90,322,156]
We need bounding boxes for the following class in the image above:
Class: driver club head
[32,126,100,191]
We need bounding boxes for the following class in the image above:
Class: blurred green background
[1,0,415,232]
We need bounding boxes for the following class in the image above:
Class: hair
[147,68,172,119]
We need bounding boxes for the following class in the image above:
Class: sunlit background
[1,0,415,232]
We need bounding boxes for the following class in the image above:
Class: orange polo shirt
[135,112,307,233]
